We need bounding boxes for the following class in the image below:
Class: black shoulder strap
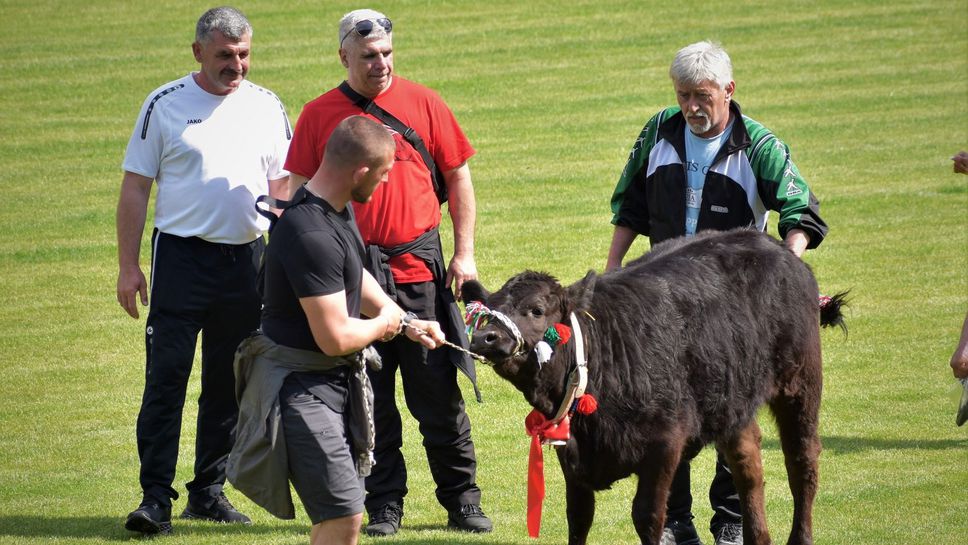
[338,81,448,204]
[255,185,309,234]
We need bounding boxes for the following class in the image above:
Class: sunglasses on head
[340,18,392,46]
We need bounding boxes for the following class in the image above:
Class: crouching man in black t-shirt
[227,116,445,545]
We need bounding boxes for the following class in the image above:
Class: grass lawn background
[0,0,965,544]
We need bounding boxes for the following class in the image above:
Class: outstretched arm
[300,289,393,356]
[359,269,445,349]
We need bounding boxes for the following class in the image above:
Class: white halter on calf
[464,301,527,358]
[550,312,587,422]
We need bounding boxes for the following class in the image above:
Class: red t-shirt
[285,77,475,283]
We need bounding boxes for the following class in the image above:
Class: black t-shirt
[261,192,365,353]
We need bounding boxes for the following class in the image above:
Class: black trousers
[667,450,742,529]
[364,281,481,513]
[136,231,263,506]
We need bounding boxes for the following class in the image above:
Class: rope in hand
[401,322,490,362]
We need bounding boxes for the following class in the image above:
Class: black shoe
[661,517,704,545]
[712,522,743,545]
[179,493,251,524]
[447,504,493,533]
[365,503,404,536]
[125,499,172,535]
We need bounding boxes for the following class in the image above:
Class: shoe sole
[125,513,172,535]
[364,522,402,537]
[179,509,252,525]
[364,528,399,537]
[447,521,493,533]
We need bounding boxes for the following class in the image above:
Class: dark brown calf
[462,229,846,545]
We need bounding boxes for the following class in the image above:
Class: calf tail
[819,291,849,335]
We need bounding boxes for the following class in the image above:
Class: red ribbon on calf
[524,410,571,538]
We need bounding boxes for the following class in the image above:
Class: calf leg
[718,421,772,545]
[565,478,595,545]
[632,436,685,545]
[770,377,821,545]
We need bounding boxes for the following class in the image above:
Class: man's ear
[351,165,371,185]
[339,48,349,68]
[192,42,203,63]
[460,280,489,305]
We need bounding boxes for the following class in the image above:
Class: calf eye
[530,308,544,317]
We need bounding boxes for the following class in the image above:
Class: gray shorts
[281,375,364,524]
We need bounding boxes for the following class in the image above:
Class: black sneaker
[661,517,704,545]
[125,499,172,535]
[179,492,251,524]
[447,504,493,533]
[365,503,404,537]
[712,522,743,545]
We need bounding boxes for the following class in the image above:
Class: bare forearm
[288,173,309,199]
[117,205,147,270]
[784,228,810,258]
[952,312,968,379]
[360,270,404,330]
[269,177,289,200]
[606,225,638,271]
[303,300,392,356]
[360,271,394,318]
[324,316,391,355]
[116,173,152,269]
[115,172,153,318]
[303,285,401,356]
[445,163,476,259]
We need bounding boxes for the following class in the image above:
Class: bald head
[309,116,395,205]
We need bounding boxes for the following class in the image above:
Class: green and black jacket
[610,101,828,247]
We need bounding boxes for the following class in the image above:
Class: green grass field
[0,0,965,544]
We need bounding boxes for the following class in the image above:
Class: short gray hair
[195,6,252,43]
[669,41,733,89]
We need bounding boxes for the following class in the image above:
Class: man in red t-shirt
[284,8,490,537]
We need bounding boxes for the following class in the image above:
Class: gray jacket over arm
[226,332,379,519]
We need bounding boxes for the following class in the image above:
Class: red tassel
[554,323,572,345]
[575,394,598,415]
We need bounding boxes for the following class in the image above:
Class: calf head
[462,271,597,413]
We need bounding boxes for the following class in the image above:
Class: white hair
[338,8,390,47]
[669,41,733,89]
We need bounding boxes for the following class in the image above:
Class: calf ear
[566,270,598,313]
[460,280,490,304]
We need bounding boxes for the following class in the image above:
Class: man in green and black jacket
[605,41,828,545]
